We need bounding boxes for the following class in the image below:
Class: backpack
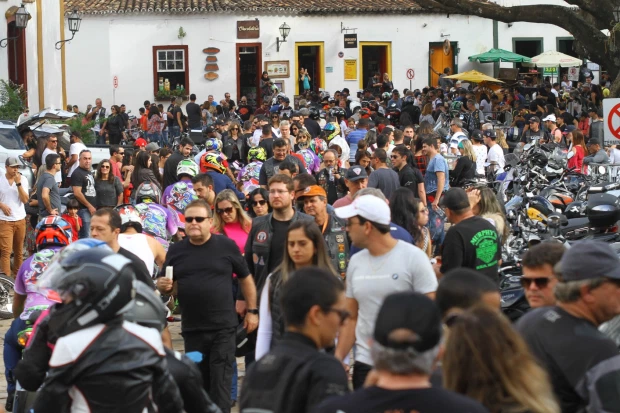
[239,349,316,413]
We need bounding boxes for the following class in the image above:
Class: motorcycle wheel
[0,273,15,319]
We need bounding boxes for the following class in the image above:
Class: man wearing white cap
[333,195,437,389]
[543,114,562,144]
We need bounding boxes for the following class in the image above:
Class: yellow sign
[344,59,357,81]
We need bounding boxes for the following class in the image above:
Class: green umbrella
[468,48,532,63]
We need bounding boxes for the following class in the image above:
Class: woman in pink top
[212,189,252,251]
[567,129,587,173]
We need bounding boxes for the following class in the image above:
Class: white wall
[64,10,575,113]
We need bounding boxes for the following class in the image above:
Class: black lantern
[55,9,82,50]
[276,22,291,52]
[0,4,31,48]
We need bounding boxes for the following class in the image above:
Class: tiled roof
[64,0,426,15]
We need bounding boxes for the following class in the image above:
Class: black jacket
[223,135,248,163]
[31,319,183,413]
[240,332,349,413]
[163,151,186,188]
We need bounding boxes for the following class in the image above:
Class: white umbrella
[530,50,582,68]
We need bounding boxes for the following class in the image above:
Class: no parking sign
[604,98,620,144]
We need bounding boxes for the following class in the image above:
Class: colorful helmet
[201,152,226,174]
[247,146,267,163]
[310,138,328,156]
[115,204,144,233]
[204,138,222,152]
[450,101,463,113]
[322,123,341,143]
[135,181,162,204]
[36,216,73,250]
[176,159,199,179]
[359,108,371,119]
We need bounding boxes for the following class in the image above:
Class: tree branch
[427,0,614,75]
[562,0,616,28]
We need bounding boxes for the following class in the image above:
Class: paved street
[0,318,244,413]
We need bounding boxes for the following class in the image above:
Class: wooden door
[429,44,453,87]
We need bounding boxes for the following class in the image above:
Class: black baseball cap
[529,116,541,123]
[482,129,497,140]
[374,292,442,352]
[345,165,368,181]
[205,126,215,134]
[471,130,484,142]
[439,188,471,211]
[558,241,620,281]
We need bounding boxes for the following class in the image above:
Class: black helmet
[308,107,320,120]
[125,282,168,332]
[528,149,548,168]
[39,248,136,335]
[329,107,346,119]
[587,194,620,228]
[529,196,554,217]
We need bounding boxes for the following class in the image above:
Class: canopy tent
[468,48,532,63]
[444,70,504,84]
[530,50,582,68]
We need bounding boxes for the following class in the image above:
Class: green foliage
[50,116,97,144]
[0,80,27,121]
[178,26,187,39]
[154,88,186,101]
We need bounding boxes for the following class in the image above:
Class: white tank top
[118,233,155,276]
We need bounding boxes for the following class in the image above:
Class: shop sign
[237,20,260,39]
[344,34,357,49]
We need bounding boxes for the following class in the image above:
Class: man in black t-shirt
[517,242,620,413]
[70,150,97,238]
[163,137,194,188]
[185,93,202,130]
[520,116,544,147]
[434,188,501,281]
[157,199,258,413]
[316,292,489,413]
[391,146,426,205]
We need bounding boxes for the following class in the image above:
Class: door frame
[512,37,544,69]
[427,42,457,87]
[236,42,262,104]
[295,42,325,95]
[358,41,392,90]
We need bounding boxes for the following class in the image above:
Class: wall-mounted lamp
[0,4,30,48]
[276,22,290,52]
[55,9,82,50]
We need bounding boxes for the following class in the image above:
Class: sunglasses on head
[520,277,551,289]
[251,199,267,207]
[216,207,234,215]
[186,216,209,223]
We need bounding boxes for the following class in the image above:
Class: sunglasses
[50,140,58,143]
[118,152,125,155]
[230,128,239,131]
[325,308,351,325]
[100,165,110,169]
[520,277,551,289]
[251,200,267,207]
[390,155,399,159]
[185,216,209,223]
[216,207,234,215]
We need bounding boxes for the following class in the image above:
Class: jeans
[183,327,236,413]
[231,361,238,401]
[352,360,372,390]
[171,125,181,140]
[93,130,105,144]
[77,208,91,239]
[4,317,26,394]
[0,219,26,276]
[162,130,169,147]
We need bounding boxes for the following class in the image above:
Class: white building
[0,0,579,112]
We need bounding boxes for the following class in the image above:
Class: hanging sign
[237,20,260,39]
[344,34,357,49]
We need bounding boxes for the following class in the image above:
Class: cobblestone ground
[0,318,244,413]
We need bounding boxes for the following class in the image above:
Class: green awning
[468,48,532,63]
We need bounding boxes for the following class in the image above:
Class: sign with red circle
[406,69,415,80]
[113,76,119,89]
[606,101,620,141]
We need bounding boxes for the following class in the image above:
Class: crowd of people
[0,67,618,413]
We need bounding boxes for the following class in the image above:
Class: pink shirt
[223,221,249,253]
[333,194,353,208]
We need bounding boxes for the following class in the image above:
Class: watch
[16,183,21,186]
[247,309,259,315]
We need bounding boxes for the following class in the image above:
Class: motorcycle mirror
[127,110,132,114]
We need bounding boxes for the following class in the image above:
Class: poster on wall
[265,61,290,78]
[344,59,357,81]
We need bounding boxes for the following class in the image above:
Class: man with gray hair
[317,292,488,412]
[448,118,467,150]
[517,241,620,413]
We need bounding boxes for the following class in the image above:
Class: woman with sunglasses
[270,113,282,138]
[256,220,339,360]
[416,199,432,258]
[94,159,123,208]
[247,188,271,218]
[223,120,247,164]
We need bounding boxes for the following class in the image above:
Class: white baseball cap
[542,114,556,123]
[335,195,391,226]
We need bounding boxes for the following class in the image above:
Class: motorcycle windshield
[505,196,523,211]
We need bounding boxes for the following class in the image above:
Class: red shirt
[111,161,122,180]
[61,214,82,240]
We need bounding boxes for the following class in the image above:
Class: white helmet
[349,100,361,114]
[176,159,199,179]
[115,204,144,233]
